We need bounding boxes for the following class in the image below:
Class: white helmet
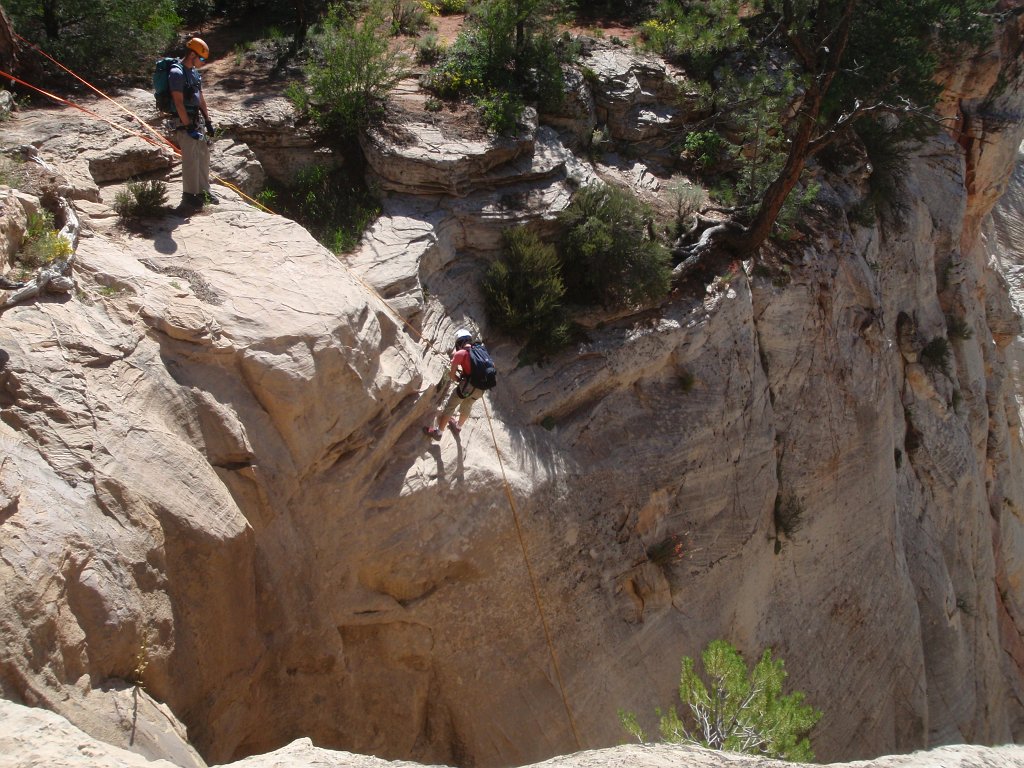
[454,328,473,345]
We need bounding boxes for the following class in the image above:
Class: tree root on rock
[3,194,80,310]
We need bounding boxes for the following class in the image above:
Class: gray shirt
[168,61,202,113]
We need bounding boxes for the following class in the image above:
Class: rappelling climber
[423,327,496,440]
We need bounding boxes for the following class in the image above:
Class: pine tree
[620,639,822,761]
[672,0,994,277]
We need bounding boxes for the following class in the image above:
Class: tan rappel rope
[482,397,584,750]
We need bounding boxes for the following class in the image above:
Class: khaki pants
[179,129,211,196]
[439,385,484,427]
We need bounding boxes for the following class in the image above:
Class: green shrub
[416,33,446,65]
[436,0,466,13]
[477,91,523,135]
[284,81,310,112]
[278,165,381,253]
[113,180,169,220]
[18,211,73,268]
[482,227,568,348]
[256,187,278,209]
[175,0,214,25]
[559,184,671,308]
[619,639,822,761]
[669,182,705,239]
[946,314,973,340]
[638,0,748,76]
[301,1,409,138]
[233,41,255,66]
[921,337,951,372]
[773,494,805,539]
[390,0,430,35]
[856,118,911,214]
[423,0,568,113]
[775,180,820,237]
[683,129,725,170]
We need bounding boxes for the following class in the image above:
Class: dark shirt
[168,61,202,113]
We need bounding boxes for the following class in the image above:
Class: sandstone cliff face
[1,11,1024,768]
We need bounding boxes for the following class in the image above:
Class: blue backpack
[153,57,182,114]
[467,343,497,390]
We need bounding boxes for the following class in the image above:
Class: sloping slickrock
[4,699,1024,768]
[0,191,430,762]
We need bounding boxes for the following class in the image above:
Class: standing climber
[170,37,218,209]
[424,328,496,440]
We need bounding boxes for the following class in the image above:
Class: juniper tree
[670,0,994,277]
[620,639,822,761]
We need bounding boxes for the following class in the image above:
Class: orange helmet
[186,37,209,59]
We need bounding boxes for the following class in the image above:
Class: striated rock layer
[1,15,1024,768]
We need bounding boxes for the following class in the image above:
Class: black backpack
[153,57,183,114]
[467,343,497,390]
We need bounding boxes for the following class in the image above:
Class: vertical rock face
[1,12,1024,768]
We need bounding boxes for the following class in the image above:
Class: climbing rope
[482,397,584,750]
[5,40,583,749]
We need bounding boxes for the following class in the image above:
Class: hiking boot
[203,190,220,205]
[448,418,462,435]
[423,425,442,440]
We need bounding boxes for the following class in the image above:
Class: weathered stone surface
[221,94,326,183]
[583,43,701,143]
[0,187,29,267]
[4,699,1024,768]
[350,125,594,319]
[363,108,540,196]
[541,68,597,148]
[85,137,175,183]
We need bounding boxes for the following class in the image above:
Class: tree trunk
[294,0,307,47]
[41,0,60,40]
[672,0,858,281]
[0,4,19,75]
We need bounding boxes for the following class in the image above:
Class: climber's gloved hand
[187,126,203,141]
[205,122,215,138]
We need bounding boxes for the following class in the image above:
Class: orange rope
[0,68,171,152]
